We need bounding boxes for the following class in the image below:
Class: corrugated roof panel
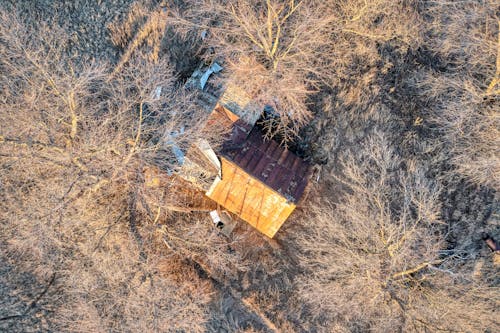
[220,127,311,203]
[267,164,285,187]
[284,150,296,169]
[235,145,255,169]
[265,139,278,155]
[276,148,289,165]
[260,160,276,181]
[245,148,263,172]
[269,141,283,160]
[253,154,272,180]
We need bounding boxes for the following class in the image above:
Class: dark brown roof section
[206,104,253,146]
[221,128,312,203]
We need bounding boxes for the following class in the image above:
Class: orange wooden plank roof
[206,157,296,238]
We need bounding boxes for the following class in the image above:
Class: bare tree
[419,2,500,189]
[169,0,422,141]
[170,0,333,133]
[293,132,498,332]
[0,11,214,332]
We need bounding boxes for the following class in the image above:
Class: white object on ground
[209,210,221,225]
[166,126,186,165]
[153,86,162,100]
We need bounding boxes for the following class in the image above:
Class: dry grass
[108,2,151,50]
[110,3,169,76]
[418,1,500,189]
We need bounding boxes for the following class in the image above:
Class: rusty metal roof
[221,128,311,203]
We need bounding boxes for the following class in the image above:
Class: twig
[485,20,500,95]
[93,207,127,252]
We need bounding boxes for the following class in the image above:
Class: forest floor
[1,1,498,332]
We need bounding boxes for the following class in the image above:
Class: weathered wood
[206,157,296,238]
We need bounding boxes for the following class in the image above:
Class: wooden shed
[186,104,311,238]
[181,64,312,238]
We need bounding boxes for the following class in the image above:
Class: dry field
[1,0,498,332]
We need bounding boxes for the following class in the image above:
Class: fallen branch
[391,260,443,280]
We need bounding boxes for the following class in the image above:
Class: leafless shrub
[423,1,497,79]
[293,132,497,332]
[419,73,500,190]
[415,2,499,189]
